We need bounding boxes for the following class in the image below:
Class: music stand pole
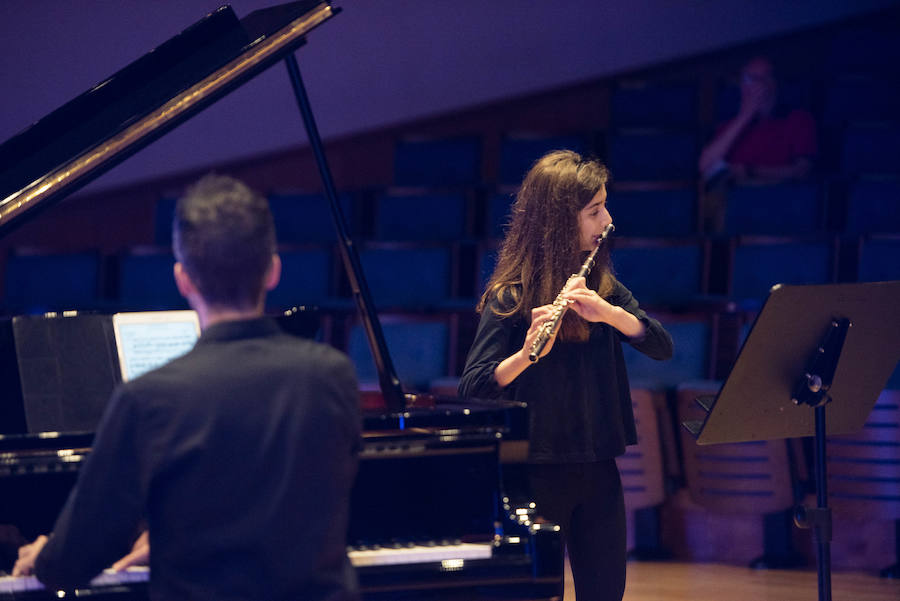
[793,403,834,601]
[790,317,849,601]
[813,406,831,601]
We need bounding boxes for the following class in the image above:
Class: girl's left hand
[560,277,616,323]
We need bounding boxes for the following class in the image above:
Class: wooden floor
[562,560,900,601]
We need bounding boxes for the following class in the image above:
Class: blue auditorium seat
[845,178,900,235]
[156,193,355,245]
[117,249,186,311]
[611,81,697,129]
[268,192,354,244]
[826,27,900,76]
[498,133,589,186]
[858,236,900,282]
[154,196,178,245]
[359,244,453,309]
[824,79,900,126]
[486,192,515,239]
[607,131,697,181]
[375,191,467,241]
[623,317,711,389]
[841,123,900,176]
[4,251,101,314]
[347,317,450,391]
[266,247,333,309]
[723,182,822,236]
[610,186,696,237]
[475,242,705,308]
[612,240,705,306]
[394,136,481,187]
[731,238,834,307]
[476,244,499,297]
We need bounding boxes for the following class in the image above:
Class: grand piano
[0,1,562,599]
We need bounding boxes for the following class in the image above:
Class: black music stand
[684,281,900,601]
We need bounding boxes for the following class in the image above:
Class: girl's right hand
[524,303,562,361]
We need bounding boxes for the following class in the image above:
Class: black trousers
[529,460,626,601]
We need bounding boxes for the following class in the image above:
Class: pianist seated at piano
[13,175,363,601]
[459,151,674,601]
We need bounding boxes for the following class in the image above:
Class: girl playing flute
[459,150,673,601]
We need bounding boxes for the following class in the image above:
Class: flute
[528,223,615,363]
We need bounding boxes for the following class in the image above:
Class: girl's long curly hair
[478,150,615,342]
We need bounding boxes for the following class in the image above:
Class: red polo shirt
[724,109,817,168]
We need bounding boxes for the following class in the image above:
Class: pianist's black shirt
[458,279,673,462]
[35,317,362,601]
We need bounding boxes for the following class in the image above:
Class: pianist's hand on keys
[12,535,47,577]
[0,567,150,594]
[12,530,148,579]
[112,531,150,571]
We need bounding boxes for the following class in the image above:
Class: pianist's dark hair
[172,174,276,309]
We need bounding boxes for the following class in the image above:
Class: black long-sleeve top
[458,280,672,463]
[35,318,361,601]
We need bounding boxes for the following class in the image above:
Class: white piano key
[348,541,491,567]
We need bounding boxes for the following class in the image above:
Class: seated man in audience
[698,56,818,231]
[13,174,362,601]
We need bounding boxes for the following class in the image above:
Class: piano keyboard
[0,566,150,593]
[347,541,492,567]
[0,543,492,594]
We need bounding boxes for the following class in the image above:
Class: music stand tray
[684,281,900,601]
[688,281,900,444]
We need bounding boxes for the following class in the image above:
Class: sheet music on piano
[0,1,563,599]
[112,311,200,382]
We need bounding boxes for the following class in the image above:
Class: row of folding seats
[396,128,899,185]
[153,193,357,246]
[393,94,897,188]
[157,191,477,244]
[5,235,899,316]
[147,177,900,251]
[610,75,900,170]
[349,309,712,393]
[474,178,900,239]
[247,234,893,391]
[394,131,701,187]
[709,75,900,129]
[6,241,897,395]
[580,73,899,130]
[342,308,781,392]
[346,314,458,392]
[338,307,773,392]
[715,178,900,237]
[0,244,463,315]
[483,235,900,307]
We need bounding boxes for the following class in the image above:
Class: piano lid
[0,0,338,236]
[0,0,455,415]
